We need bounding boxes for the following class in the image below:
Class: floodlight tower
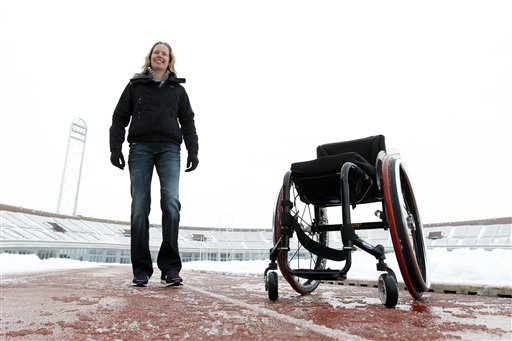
[57,118,87,215]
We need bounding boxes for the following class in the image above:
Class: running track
[1,266,511,340]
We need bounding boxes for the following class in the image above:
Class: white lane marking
[186,284,367,341]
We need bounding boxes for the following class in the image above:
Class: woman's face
[150,44,170,72]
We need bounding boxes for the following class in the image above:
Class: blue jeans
[128,142,182,279]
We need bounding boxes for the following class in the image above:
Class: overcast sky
[0,0,510,228]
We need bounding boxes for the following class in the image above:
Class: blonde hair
[141,41,177,75]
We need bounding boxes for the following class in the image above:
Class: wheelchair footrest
[291,269,347,281]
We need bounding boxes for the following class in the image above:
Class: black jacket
[109,71,198,155]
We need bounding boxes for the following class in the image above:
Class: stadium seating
[0,205,510,264]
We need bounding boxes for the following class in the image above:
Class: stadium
[1,203,510,265]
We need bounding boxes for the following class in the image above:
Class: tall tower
[57,118,87,215]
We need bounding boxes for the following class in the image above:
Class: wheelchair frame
[264,139,430,308]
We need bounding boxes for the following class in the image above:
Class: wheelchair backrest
[316,135,386,165]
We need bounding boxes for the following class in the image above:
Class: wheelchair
[264,135,430,308]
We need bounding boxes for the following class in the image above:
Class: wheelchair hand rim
[382,155,430,299]
[273,185,323,295]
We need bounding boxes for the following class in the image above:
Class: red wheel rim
[382,155,423,300]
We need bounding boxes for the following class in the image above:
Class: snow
[0,253,106,274]
[2,249,511,288]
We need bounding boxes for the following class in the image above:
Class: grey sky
[0,0,510,228]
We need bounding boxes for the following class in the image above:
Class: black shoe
[161,271,183,287]
[132,274,149,287]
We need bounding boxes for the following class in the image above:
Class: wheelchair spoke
[401,178,429,282]
[273,178,328,295]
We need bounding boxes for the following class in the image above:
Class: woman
[109,41,199,287]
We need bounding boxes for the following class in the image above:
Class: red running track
[1,265,511,340]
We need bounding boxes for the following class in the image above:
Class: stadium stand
[1,204,510,264]
[423,220,511,250]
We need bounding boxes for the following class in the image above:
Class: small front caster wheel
[378,273,398,308]
[267,271,278,301]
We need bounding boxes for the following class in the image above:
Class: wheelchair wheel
[267,271,278,301]
[383,155,431,300]
[378,273,398,308]
[273,184,328,295]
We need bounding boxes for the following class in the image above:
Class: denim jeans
[128,142,182,279]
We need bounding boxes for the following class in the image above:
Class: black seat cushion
[289,135,386,206]
[291,152,375,179]
[316,135,385,162]
[291,135,385,180]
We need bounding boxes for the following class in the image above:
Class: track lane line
[186,284,368,341]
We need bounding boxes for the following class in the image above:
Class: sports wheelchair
[264,135,430,308]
